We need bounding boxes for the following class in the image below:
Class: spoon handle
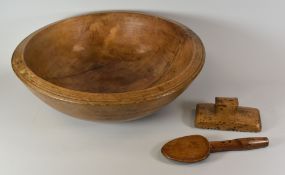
[209,137,269,153]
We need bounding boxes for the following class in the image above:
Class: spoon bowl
[161,135,210,163]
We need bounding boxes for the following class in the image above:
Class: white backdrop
[1,1,284,175]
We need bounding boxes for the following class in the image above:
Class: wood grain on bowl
[12,11,205,121]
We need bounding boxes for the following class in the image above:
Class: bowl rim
[11,11,205,105]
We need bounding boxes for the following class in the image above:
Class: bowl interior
[24,13,194,93]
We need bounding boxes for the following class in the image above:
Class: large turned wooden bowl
[12,11,205,121]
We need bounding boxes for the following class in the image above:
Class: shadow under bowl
[12,11,205,121]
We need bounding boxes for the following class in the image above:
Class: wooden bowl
[12,11,205,121]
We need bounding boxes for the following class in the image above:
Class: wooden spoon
[161,135,269,163]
